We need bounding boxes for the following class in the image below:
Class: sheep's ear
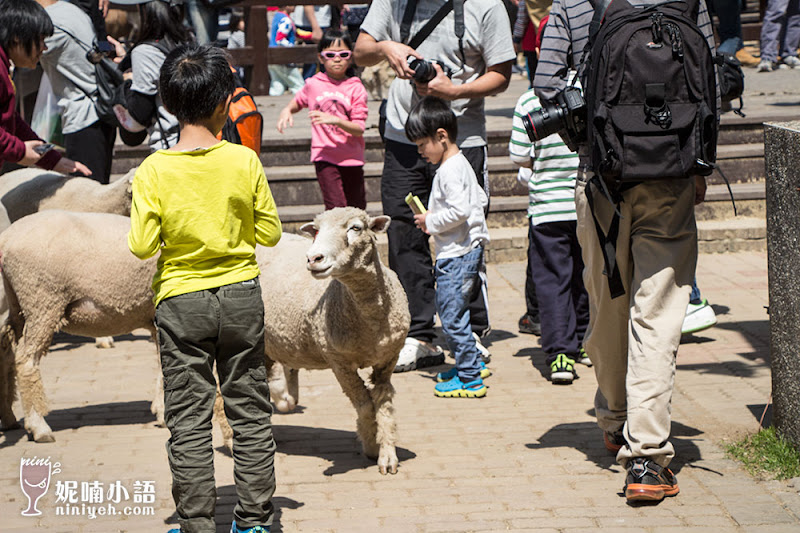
[300,222,318,239]
[369,215,391,234]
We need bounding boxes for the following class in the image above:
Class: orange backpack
[217,67,263,154]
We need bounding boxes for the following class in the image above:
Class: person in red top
[276,29,368,210]
[0,0,90,176]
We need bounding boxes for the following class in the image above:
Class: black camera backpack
[580,0,720,299]
[583,0,718,184]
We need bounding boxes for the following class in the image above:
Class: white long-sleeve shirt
[426,151,490,260]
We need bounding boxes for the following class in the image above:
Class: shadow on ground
[50,332,153,352]
[525,419,713,477]
[164,491,302,533]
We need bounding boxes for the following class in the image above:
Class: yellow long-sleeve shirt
[128,141,282,305]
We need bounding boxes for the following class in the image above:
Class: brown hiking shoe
[624,457,679,502]
[735,48,760,67]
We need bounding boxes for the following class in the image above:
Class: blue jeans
[690,278,702,303]
[435,246,483,383]
[711,0,744,55]
[760,0,800,61]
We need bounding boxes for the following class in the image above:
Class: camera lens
[522,101,566,142]
[409,58,436,83]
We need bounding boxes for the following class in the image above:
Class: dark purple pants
[314,161,367,210]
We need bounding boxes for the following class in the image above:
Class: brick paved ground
[2,251,800,532]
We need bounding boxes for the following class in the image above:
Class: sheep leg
[368,363,399,475]
[330,365,379,463]
[95,336,115,349]
[15,323,57,443]
[267,358,298,413]
[0,326,19,430]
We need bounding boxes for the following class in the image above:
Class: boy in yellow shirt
[128,44,281,533]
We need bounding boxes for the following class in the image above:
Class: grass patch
[727,427,800,480]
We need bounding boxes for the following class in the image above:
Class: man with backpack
[534,0,719,502]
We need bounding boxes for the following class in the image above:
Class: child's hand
[276,108,294,133]
[413,212,429,234]
[308,110,340,127]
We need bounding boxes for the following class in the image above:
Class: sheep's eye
[349,225,363,232]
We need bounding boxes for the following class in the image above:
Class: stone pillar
[765,120,800,450]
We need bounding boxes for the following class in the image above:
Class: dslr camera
[407,56,452,83]
[521,86,587,152]
[86,40,116,65]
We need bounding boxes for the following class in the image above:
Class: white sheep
[0,168,135,349]
[217,207,410,475]
[0,211,158,442]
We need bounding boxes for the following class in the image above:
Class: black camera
[521,86,587,152]
[407,57,452,83]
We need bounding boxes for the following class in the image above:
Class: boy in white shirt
[406,96,491,398]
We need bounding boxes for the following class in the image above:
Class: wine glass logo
[20,457,60,517]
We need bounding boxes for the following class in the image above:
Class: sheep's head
[300,207,390,280]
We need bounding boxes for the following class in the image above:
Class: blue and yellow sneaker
[231,521,270,533]
[433,376,487,398]
[436,362,491,382]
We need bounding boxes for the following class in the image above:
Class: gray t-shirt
[360,0,515,147]
[40,1,98,134]
[292,5,332,28]
[130,43,180,151]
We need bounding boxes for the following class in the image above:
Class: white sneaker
[681,299,717,335]
[757,59,777,72]
[393,338,445,373]
[781,56,800,68]
[473,332,491,364]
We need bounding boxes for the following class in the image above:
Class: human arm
[276,99,303,133]
[304,6,323,42]
[253,161,282,247]
[414,61,513,101]
[533,0,571,102]
[354,30,420,78]
[309,111,364,136]
[509,91,537,168]
[308,82,368,136]
[513,0,530,47]
[413,212,429,234]
[425,171,472,235]
[127,167,162,259]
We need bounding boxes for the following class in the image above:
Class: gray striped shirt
[533,0,719,163]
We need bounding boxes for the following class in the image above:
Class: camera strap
[402,0,467,64]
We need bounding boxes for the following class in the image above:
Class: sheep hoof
[33,432,56,443]
[377,449,399,475]
[274,396,297,413]
[95,336,115,349]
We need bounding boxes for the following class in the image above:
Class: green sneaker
[550,353,576,384]
[578,347,592,367]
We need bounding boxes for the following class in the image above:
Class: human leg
[156,291,219,533]
[381,140,436,343]
[569,223,590,349]
[215,279,276,530]
[339,164,367,209]
[760,0,791,63]
[779,0,800,60]
[268,65,288,96]
[620,179,697,468]
[520,217,542,334]
[314,161,349,209]
[575,172,631,437]
[185,0,218,45]
[63,121,114,184]
[460,146,491,336]
[711,0,744,55]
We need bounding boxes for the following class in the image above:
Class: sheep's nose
[307,253,324,265]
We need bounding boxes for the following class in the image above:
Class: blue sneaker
[436,362,490,382]
[167,529,181,533]
[231,521,270,533]
[434,376,487,398]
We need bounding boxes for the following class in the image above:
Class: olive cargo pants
[156,278,275,533]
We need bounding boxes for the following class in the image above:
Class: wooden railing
[227,0,346,95]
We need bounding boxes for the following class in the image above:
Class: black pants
[529,220,589,364]
[524,218,540,319]
[64,120,115,184]
[381,140,490,343]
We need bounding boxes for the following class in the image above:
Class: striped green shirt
[509,88,580,225]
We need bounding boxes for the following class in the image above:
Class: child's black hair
[159,44,235,124]
[317,28,353,53]
[0,0,54,56]
[317,28,355,78]
[135,0,191,48]
[405,96,458,143]
[228,11,244,32]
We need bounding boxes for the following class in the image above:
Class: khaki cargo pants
[156,278,275,533]
[575,172,696,468]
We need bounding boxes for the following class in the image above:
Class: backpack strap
[585,175,626,299]
[588,0,613,42]
[402,0,467,64]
